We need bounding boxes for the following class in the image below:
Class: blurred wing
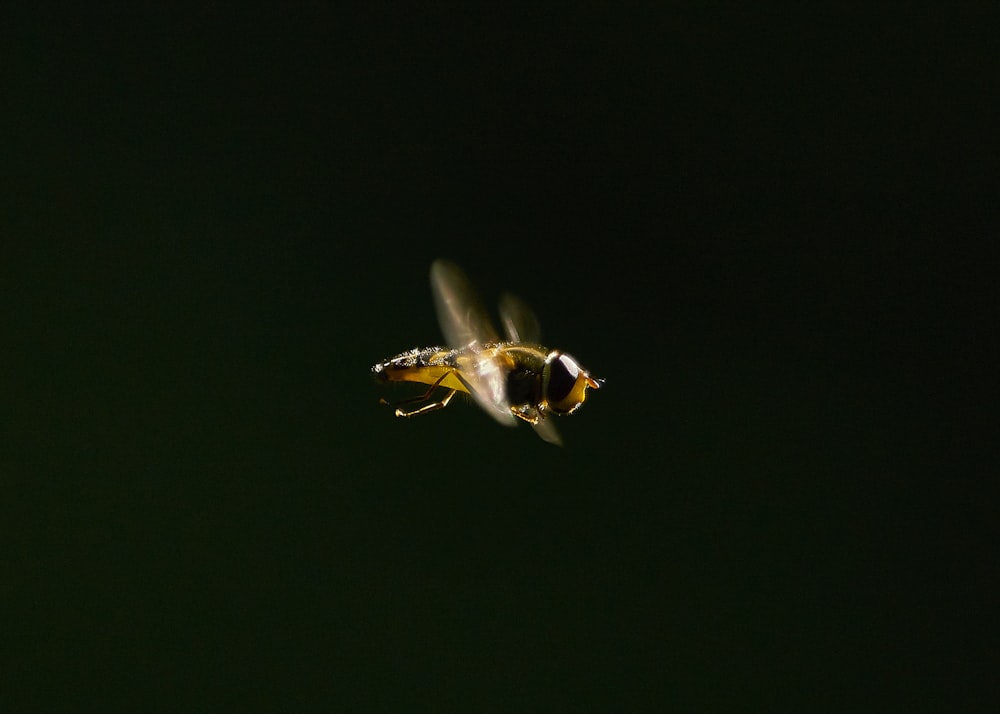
[430,259,500,348]
[430,259,515,427]
[498,292,542,344]
[532,419,563,446]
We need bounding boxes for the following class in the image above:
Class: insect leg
[394,387,457,417]
[382,369,460,417]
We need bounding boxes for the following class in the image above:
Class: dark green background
[4,6,995,710]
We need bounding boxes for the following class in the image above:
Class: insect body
[372,260,601,445]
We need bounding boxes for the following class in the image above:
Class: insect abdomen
[371,346,470,392]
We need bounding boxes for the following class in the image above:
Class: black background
[3,5,996,710]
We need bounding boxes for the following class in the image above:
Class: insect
[372,259,602,445]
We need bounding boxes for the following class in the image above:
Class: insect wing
[532,418,563,446]
[498,292,542,344]
[430,259,500,348]
[430,260,515,427]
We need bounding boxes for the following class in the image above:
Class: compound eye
[545,352,592,414]
[547,354,579,402]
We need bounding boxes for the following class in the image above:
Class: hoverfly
[371,259,601,445]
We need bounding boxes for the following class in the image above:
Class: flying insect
[371,259,601,445]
